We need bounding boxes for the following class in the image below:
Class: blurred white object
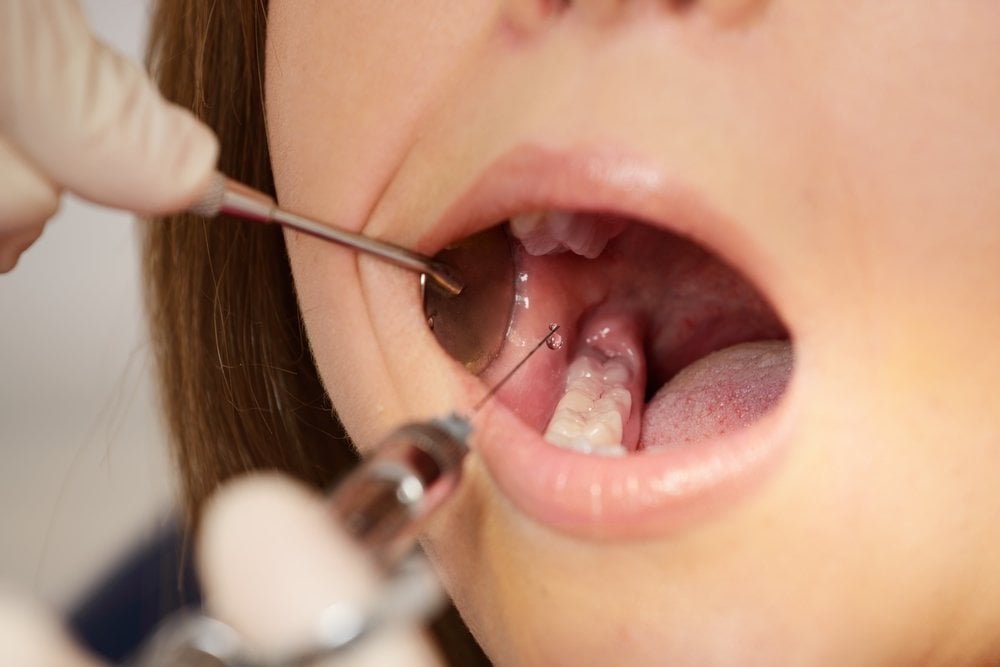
[195,475,444,667]
[0,477,446,667]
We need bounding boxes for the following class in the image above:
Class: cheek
[808,3,1000,424]
[283,233,386,444]
[266,2,496,446]
[283,228,479,450]
[265,1,497,231]
[802,1,1000,253]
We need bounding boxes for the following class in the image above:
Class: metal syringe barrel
[328,414,471,569]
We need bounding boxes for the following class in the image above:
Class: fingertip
[197,473,382,657]
[0,138,59,272]
[116,100,220,215]
[0,591,103,666]
[145,104,221,213]
[24,36,220,216]
[0,225,45,273]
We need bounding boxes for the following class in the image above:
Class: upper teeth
[510,211,625,259]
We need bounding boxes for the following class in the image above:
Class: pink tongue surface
[640,340,792,449]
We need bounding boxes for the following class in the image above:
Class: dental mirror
[422,227,515,375]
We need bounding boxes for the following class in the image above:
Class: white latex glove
[0,594,104,667]
[0,475,445,667]
[198,474,446,667]
[0,0,218,272]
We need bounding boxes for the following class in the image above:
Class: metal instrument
[189,172,518,374]
[131,326,560,666]
[189,172,463,297]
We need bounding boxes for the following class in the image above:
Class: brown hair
[143,2,488,663]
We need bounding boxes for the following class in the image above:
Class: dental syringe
[329,324,562,569]
[133,328,560,667]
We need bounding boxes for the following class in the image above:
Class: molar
[543,354,632,455]
[510,210,624,259]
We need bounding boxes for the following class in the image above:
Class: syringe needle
[471,324,561,414]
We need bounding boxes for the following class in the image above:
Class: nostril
[677,0,767,24]
[501,0,569,36]
[505,0,766,27]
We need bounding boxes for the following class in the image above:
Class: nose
[501,0,765,31]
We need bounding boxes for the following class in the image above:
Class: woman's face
[265,2,1000,664]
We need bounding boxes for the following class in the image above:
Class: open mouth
[495,211,791,457]
[425,146,797,537]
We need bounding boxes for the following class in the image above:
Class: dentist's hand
[0,0,218,272]
[0,596,104,667]
[0,474,445,667]
[198,475,446,667]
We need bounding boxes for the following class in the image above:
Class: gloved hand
[0,474,445,666]
[0,595,104,667]
[0,0,218,272]
[197,475,446,667]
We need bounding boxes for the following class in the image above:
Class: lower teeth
[543,354,632,456]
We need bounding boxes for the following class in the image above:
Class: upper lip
[421,142,796,538]
[423,143,777,312]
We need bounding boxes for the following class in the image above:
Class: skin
[265,1,1000,665]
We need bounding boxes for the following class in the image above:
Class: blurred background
[0,0,174,612]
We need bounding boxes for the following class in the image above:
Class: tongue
[640,340,792,450]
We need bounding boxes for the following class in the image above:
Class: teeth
[510,211,563,255]
[544,354,631,456]
[510,211,625,259]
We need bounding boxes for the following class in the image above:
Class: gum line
[542,310,647,453]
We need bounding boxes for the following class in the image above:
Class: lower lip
[472,376,797,539]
